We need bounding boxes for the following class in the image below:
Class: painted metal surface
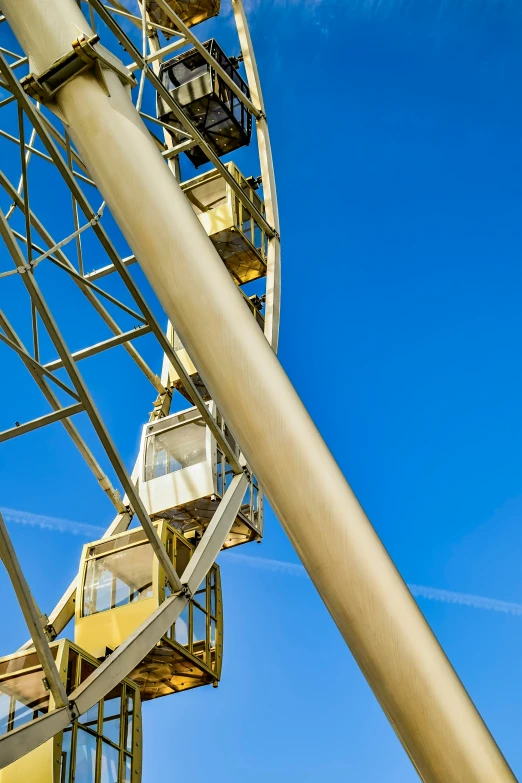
[138,403,263,546]
[0,1,514,781]
[75,521,223,698]
[0,513,68,711]
[231,0,281,349]
[0,469,239,768]
[0,641,142,782]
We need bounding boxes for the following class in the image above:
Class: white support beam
[0,512,69,709]
[42,325,151,371]
[84,254,136,280]
[0,171,163,394]
[0,707,70,771]
[6,473,249,766]
[0,199,183,599]
[0,307,126,515]
[0,402,84,442]
[183,471,248,592]
[1,2,516,781]
[70,471,248,712]
[72,593,187,715]
[127,36,187,73]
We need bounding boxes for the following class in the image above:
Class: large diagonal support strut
[0,2,516,781]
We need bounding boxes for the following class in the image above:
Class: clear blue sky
[1,0,522,780]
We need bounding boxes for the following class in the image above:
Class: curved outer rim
[231,0,282,353]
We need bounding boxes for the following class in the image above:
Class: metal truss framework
[0,0,280,769]
[0,472,248,768]
[1,2,519,781]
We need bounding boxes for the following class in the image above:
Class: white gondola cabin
[137,403,263,548]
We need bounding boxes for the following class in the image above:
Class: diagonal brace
[0,512,70,711]
[0,403,84,443]
[0,205,182,595]
[0,329,81,401]
[0,51,241,470]
[2,474,248,763]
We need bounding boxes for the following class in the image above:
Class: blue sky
[1,0,522,780]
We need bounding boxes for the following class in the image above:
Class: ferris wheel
[0,2,517,782]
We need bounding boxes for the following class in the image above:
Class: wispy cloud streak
[226,552,307,577]
[408,584,522,617]
[225,553,522,617]
[4,512,520,617]
[0,508,104,538]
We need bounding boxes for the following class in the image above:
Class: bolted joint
[180,584,193,600]
[67,700,80,722]
[229,54,244,69]
[43,622,57,642]
[21,35,101,102]
[21,34,136,104]
[89,201,106,227]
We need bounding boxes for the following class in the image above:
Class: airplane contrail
[4,509,520,617]
[225,552,522,617]
[0,507,104,537]
[407,583,522,617]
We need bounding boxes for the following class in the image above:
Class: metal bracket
[38,611,57,641]
[180,584,193,600]
[150,385,173,421]
[43,622,57,642]
[21,34,137,103]
[67,700,80,722]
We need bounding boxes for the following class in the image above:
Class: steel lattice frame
[0,0,280,769]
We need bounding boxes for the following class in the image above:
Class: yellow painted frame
[74,521,223,699]
[0,640,142,783]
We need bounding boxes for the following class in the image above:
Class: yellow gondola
[75,522,223,700]
[146,0,220,37]
[182,162,268,285]
[0,640,142,783]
